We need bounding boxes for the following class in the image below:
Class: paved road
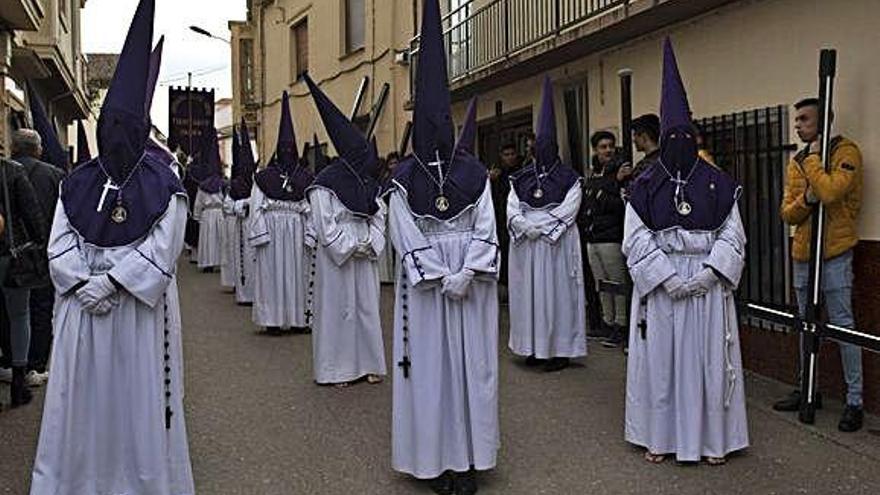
[2,260,880,494]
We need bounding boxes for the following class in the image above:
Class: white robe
[507,183,587,359]
[231,198,256,304]
[249,184,315,328]
[308,187,387,384]
[31,195,194,495]
[378,214,396,283]
[389,181,500,479]
[220,195,237,289]
[623,203,749,461]
[193,189,224,268]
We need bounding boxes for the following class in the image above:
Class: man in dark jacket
[581,130,629,348]
[11,129,63,381]
[0,138,47,407]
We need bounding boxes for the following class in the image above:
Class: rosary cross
[97,178,120,213]
[428,150,445,185]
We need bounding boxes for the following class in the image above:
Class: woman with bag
[0,157,48,408]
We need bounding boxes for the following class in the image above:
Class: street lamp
[188,25,231,44]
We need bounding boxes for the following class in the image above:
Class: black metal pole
[800,48,837,425]
[618,68,633,165]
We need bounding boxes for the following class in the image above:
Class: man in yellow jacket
[775,97,863,432]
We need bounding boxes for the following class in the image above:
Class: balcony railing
[410,0,627,85]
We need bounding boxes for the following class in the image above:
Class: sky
[81,0,247,134]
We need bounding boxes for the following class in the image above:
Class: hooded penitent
[511,76,579,208]
[629,37,738,232]
[304,74,381,216]
[254,90,314,201]
[26,82,69,171]
[229,119,256,200]
[60,0,184,248]
[390,0,486,220]
[144,36,176,165]
[198,130,226,194]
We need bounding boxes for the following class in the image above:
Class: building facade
[1,0,90,159]
[231,0,880,412]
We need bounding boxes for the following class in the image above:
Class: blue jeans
[0,257,32,367]
[793,250,863,407]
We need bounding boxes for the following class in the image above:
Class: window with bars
[696,105,797,309]
[344,0,365,54]
[290,19,309,81]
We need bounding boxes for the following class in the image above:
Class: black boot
[772,389,823,412]
[543,357,570,372]
[838,405,864,432]
[427,471,454,495]
[11,366,33,407]
[455,470,478,495]
[524,355,546,367]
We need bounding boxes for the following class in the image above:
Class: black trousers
[27,286,54,372]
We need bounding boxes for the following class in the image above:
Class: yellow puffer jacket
[780,136,862,262]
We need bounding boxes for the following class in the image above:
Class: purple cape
[511,159,580,208]
[391,149,487,219]
[628,158,739,231]
[310,157,381,216]
[254,160,313,202]
[61,145,185,247]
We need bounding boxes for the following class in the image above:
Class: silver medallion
[435,195,450,212]
[533,188,544,199]
[111,205,128,224]
[677,201,692,216]
[285,184,294,193]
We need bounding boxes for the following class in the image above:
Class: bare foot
[334,382,350,389]
[366,374,383,384]
[705,456,726,466]
[644,452,666,464]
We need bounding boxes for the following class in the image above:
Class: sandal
[334,382,350,389]
[705,457,726,466]
[366,374,383,384]
[644,452,666,464]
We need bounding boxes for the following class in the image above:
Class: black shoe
[455,471,478,495]
[265,326,282,335]
[427,471,454,495]
[292,326,312,335]
[201,267,215,273]
[601,331,623,349]
[10,366,33,408]
[772,389,823,412]
[543,357,570,373]
[524,355,546,367]
[838,405,864,433]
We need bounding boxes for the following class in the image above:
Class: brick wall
[739,240,880,414]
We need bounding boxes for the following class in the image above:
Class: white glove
[688,267,719,297]
[84,294,119,316]
[354,241,375,259]
[662,275,690,300]
[76,276,118,309]
[442,269,475,300]
[525,225,543,240]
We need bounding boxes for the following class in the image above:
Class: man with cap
[304,76,386,387]
[386,2,499,493]
[251,97,315,334]
[192,131,226,273]
[507,76,586,372]
[30,1,194,492]
[623,38,748,465]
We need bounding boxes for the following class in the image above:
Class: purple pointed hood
[512,76,580,208]
[312,133,328,172]
[26,82,69,171]
[254,91,313,201]
[145,36,164,114]
[76,120,91,166]
[229,120,255,199]
[390,0,487,220]
[458,97,478,155]
[303,74,381,216]
[628,37,739,232]
[198,130,226,194]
